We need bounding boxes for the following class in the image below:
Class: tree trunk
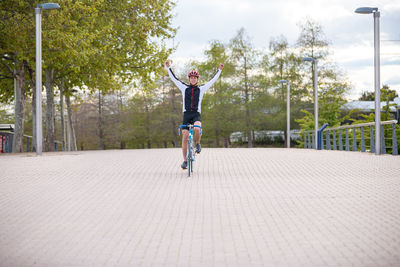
[12,62,25,153]
[26,63,37,152]
[145,99,151,149]
[120,141,126,149]
[32,83,36,152]
[170,83,178,148]
[117,89,124,149]
[223,136,230,148]
[59,79,66,151]
[171,119,177,148]
[65,93,77,151]
[98,89,105,150]
[215,126,220,147]
[44,69,55,151]
[215,85,220,147]
[244,57,253,148]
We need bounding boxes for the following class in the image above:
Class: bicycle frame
[179,124,202,176]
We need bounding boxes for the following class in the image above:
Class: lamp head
[303,57,317,62]
[278,80,288,84]
[37,3,60,10]
[355,7,378,14]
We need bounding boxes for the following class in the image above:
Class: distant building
[340,97,400,122]
[230,130,301,143]
[0,124,14,132]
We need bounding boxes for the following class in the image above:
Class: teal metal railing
[303,120,399,155]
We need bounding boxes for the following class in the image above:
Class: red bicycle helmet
[188,70,199,78]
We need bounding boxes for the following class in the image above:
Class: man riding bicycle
[165,59,224,169]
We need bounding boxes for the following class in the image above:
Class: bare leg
[194,121,202,144]
[182,130,188,161]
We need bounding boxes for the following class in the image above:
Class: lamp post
[303,57,318,149]
[279,79,290,148]
[35,3,60,155]
[355,7,381,155]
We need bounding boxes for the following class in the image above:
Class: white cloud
[170,0,400,99]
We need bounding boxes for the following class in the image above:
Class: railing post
[3,135,7,153]
[320,132,324,150]
[370,125,375,153]
[321,132,324,150]
[393,123,398,155]
[381,125,386,154]
[326,130,331,150]
[361,127,366,152]
[332,130,336,150]
[7,134,13,153]
[339,129,343,151]
[317,123,329,150]
[312,133,315,149]
[303,121,397,155]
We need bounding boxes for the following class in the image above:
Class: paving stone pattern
[0,148,400,267]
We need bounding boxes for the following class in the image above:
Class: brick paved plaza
[1,148,399,266]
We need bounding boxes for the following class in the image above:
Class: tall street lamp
[355,7,381,155]
[35,3,60,155]
[279,79,291,148]
[303,57,318,149]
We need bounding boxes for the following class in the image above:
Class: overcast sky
[168,0,400,100]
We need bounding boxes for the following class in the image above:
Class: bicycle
[179,124,202,177]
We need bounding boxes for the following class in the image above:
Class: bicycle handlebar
[178,125,203,136]
[179,125,202,129]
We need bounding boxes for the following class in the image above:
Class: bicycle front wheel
[191,143,195,173]
[187,139,191,176]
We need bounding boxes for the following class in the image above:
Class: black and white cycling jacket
[166,67,222,113]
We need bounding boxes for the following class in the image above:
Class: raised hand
[219,63,224,70]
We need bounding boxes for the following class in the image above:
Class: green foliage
[350,85,398,125]
[2,3,364,150]
[294,18,351,147]
[359,85,398,101]
[73,21,358,150]
[196,40,240,147]
[0,0,176,99]
[0,105,13,123]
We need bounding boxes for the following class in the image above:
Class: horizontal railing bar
[325,120,398,131]
[304,120,398,133]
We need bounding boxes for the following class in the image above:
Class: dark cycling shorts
[182,112,201,129]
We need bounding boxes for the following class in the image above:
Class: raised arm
[201,63,224,92]
[165,60,186,92]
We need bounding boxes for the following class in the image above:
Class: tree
[154,74,181,148]
[359,85,398,101]
[196,40,237,147]
[296,18,351,138]
[261,35,303,147]
[229,28,259,147]
[1,0,177,152]
[0,0,36,152]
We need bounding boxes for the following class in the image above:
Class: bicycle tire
[188,138,191,176]
[191,143,195,173]
[190,155,194,173]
